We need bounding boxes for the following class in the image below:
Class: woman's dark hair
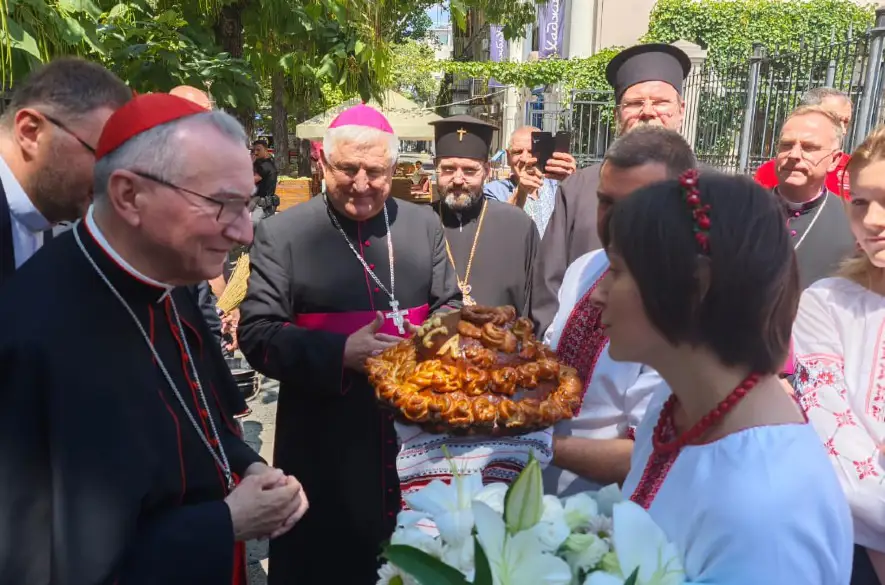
[601,172,799,374]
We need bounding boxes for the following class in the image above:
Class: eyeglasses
[436,165,483,179]
[618,99,678,116]
[776,142,838,166]
[131,170,251,224]
[42,113,96,154]
[326,160,390,182]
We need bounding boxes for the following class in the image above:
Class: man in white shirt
[0,57,131,286]
[543,127,697,496]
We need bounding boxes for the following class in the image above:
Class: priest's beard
[441,183,483,212]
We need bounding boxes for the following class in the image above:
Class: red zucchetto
[95,93,208,160]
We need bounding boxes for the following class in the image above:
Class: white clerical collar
[85,205,175,297]
[777,186,826,211]
[0,154,50,233]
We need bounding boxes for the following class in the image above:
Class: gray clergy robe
[237,195,461,585]
[782,191,856,289]
[432,197,539,316]
[529,163,602,334]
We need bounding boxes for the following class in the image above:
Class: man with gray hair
[543,126,696,496]
[484,125,577,236]
[0,93,308,584]
[770,104,855,289]
[0,57,132,288]
[754,87,854,197]
[238,103,460,585]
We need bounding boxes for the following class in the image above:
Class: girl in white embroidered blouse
[595,170,853,584]
[793,125,885,585]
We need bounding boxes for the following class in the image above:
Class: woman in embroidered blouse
[594,171,852,583]
[793,126,885,585]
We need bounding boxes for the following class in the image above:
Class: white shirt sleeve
[544,251,601,349]
[543,268,572,347]
[793,286,885,552]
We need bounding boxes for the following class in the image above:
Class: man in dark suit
[530,43,693,334]
[0,58,131,288]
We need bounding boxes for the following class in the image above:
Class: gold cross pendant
[459,282,475,306]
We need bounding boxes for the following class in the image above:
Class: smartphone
[554,131,572,153]
[531,132,555,170]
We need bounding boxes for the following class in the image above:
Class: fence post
[737,44,764,174]
[855,8,885,145]
[501,35,524,145]
[825,59,837,87]
[672,40,708,148]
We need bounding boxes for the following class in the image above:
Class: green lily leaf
[383,544,471,585]
[473,535,493,585]
[504,454,543,535]
[624,568,641,585]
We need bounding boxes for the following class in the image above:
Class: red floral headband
[680,169,711,253]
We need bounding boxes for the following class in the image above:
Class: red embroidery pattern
[795,357,885,483]
[630,414,678,509]
[867,319,885,420]
[824,437,837,456]
[854,457,879,480]
[800,391,821,411]
[818,370,836,386]
[556,269,610,413]
[797,367,810,386]
[835,410,856,427]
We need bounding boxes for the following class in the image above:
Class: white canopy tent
[294,91,442,141]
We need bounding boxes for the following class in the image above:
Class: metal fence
[539,8,885,173]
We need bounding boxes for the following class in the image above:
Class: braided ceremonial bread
[366,305,583,435]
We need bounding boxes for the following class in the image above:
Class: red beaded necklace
[652,373,762,455]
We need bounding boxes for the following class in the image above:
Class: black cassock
[0,220,263,585]
[432,197,539,316]
[237,196,460,585]
[529,164,602,334]
[782,191,856,289]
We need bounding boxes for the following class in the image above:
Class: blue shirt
[484,176,558,237]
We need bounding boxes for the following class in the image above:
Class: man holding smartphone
[484,125,576,236]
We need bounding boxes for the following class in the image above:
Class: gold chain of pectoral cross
[441,199,488,306]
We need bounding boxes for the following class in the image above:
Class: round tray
[366,307,583,436]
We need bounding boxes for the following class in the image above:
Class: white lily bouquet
[378,456,687,585]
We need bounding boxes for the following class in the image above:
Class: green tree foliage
[643,0,875,65]
[451,0,547,41]
[643,0,875,165]
[1,0,104,87]
[390,39,440,105]
[97,3,258,110]
[398,10,434,43]
[438,48,621,92]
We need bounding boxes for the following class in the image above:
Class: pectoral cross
[457,128,468,142]
[459,282,475,306]
[385,299,408,335]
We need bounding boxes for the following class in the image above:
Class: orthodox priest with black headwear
[396,117,546,497]
[430,115,539,316]
[0,93,309,585]
[237,104,461,585]
[530,42,692,334]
